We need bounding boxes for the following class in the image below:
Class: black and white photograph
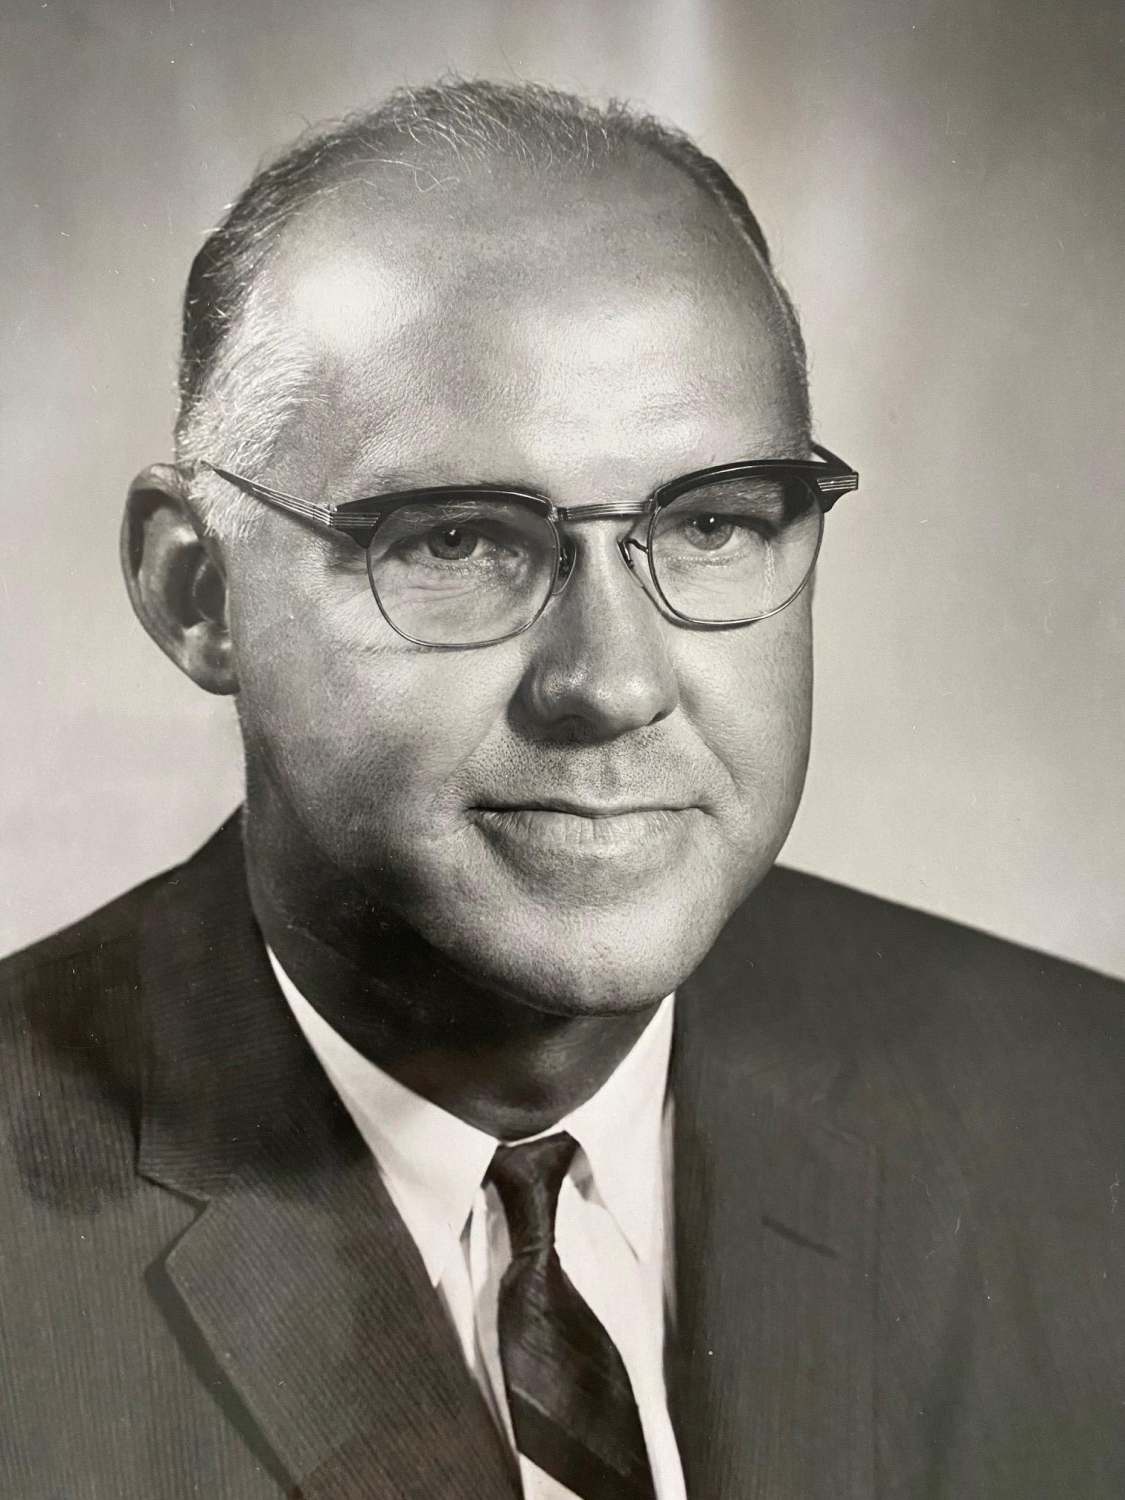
[2,2,1123,1495]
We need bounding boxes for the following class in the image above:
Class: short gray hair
[176,79,808,538]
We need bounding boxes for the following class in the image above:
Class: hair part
[176,78,809,539]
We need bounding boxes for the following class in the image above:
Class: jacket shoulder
[0,856,181,1050]
[738,862,1123,1024]
[714,864,1125,1197]
[0,826,239,1212]
[0,814,242,1011]
[2,865,163,983]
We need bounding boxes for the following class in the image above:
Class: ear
[121,464,238,695]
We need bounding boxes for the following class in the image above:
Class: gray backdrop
[2,0,1122,977]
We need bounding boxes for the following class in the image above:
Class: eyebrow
[347,468,548,500]
[345,435,809,504]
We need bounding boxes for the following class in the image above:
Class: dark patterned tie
[488,1132,658,1500]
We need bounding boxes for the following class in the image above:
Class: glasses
[198,444,858,650]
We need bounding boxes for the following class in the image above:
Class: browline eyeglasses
[194,444,859,650]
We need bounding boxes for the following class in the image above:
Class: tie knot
[488,1131,577,1261]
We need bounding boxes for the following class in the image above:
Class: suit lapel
[670,904,879,1499]
[158,1143,518,1499]
[137,818,517,1499]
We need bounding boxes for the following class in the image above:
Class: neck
[244,821,658,1141]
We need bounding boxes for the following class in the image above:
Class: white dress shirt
[269,950,685,1500]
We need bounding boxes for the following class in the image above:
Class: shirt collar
[554,994,673,1265]
[269,948,673,1285]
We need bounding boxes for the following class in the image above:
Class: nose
[516,530,679,741]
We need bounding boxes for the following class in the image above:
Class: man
[2,80,1122,1499]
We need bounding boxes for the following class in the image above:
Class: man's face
[220,161,813,1014]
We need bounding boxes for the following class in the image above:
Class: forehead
[260,156,805,492]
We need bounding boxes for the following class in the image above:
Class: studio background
[2,0,1122,977]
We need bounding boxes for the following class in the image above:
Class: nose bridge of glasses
[548,502,654,596]
[554,501,652,525]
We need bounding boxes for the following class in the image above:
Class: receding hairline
[266,143,784,311]
[174,80,810,536]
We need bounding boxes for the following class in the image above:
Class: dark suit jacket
[2,814,1124,1498]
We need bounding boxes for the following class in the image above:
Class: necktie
[488,1132,658,1500]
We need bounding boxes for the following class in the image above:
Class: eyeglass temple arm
[809,443,860,511]
[197,463,340,527]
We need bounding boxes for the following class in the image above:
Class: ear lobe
[121,464,238,695]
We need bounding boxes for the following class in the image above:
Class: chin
[452,926,703,1017]
[403,846,763,1018]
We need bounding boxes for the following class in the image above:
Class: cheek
[676,604,813,820]
[226,554,520,842]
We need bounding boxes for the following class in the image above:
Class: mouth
[475,798,694,819]
[467,801,701,866]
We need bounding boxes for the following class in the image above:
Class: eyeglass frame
[193,443,859,650]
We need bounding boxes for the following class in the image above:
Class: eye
[680,513,737,551]
[426,526,479,561]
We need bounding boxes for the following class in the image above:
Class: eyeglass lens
[365,476,823,646]
[650,474,822,623]
[366,498,558,646]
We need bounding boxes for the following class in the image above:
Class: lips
[467,802,701,877]
[475,798,693,819]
